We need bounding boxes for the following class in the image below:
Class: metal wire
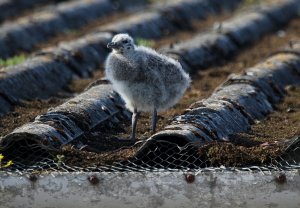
[1,137,299,174]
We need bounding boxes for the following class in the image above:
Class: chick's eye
[122,40,128,44]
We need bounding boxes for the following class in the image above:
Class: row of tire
[0,0,150,58]
[0,0,67,23]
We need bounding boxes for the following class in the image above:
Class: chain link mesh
[1,136,299,174]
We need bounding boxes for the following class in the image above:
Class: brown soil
[57,144,141,168]
[0,98,66,137]
[197,142,283,167]
[67,70,105,93]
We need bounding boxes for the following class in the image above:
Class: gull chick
[105,33,191,141]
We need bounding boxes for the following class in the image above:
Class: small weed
[0,153,13,169]
[56,154,65,167]
[136,38,155,48]
[0,55,26,67]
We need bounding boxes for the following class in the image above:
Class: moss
[0,55,26,67]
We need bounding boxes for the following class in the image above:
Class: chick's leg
[130,108,140,141]
[151,108,157,134]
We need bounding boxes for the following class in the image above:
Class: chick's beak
[107,42,118,49]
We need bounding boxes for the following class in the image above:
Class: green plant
[0,153,13,169]
[0,55,26,67]
[136,38,155,48]
[56,155,65,167]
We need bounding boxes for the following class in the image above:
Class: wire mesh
[1,136,300,174]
